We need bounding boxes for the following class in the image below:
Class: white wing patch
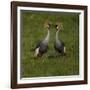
[34,47,39,57]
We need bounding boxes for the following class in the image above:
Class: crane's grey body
[34,28,50,57]
[54,26,66,54]
[54,40,65,54]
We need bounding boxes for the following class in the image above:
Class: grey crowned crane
[54,22,66,55]
[34,21,51,57]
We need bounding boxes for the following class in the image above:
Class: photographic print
[11,1,87,89]
[21,10,79,78]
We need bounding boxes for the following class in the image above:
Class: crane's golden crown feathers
[44,20,51,29]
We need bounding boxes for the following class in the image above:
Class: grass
[21,11,79,78]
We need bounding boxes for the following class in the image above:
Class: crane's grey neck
[43,29,50,44]
[56,29,60,43]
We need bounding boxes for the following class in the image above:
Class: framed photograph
[11,1,88,89]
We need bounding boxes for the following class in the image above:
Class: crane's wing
[39,43,48,53]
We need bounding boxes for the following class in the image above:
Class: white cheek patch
[57,26,59,29]
[34,47,39,57]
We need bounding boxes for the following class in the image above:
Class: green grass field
[21,11,79,78]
